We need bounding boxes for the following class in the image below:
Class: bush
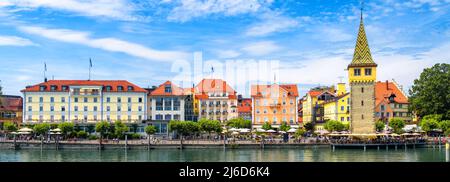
[262,122,272,130]
[389,118,405,134]
[77,131,88,139]
[88,135,98,140]
[3,122,17,132]
[324,120,345,132]
[130,133,141,139]
[375,120,385,132]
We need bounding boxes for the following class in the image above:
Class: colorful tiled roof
[348,13,377,68]
[0,95,23,112]
[21,80,147,93]
[251,84,299,97]
[375,81,409,105]
[149,81,184,96]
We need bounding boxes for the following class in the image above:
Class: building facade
[237,96,252,121]
[0,95,23,127]
[302,87,336,126]
[21,80,147,124]
[148,81,185,134]
[322,83,350,124]
[375,80,413,123]
[251,84,299,128]
[348,12,377,134]
[195,79,238,122]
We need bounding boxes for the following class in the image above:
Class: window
[50,115,54,122]
[264,109,267,114]
[361,87,364,93]
[39,106,43,112]
[49,97,54,103]
[50,106,54,111]
[93,98,98,103]
[39,86,46,91]
[347,117,350,121]
[84,115,88,121]
[381,105,385,111]
[256,109,260,114]
[28,106,32,112]
[93,106,98,111]
[28,97,32,102]
[386,112,390,117]
[354,69,361,76]
[117,86,123,91]
[117,97,121,103]
[264,117,268,122]
[173,98,180,110]
[61,106,65,111]
[39,115,43,121]
[165,114,171,120]
[341,106,344,111]
[365,68,372,76]
[105,86,112,91]
[117,106,121,111]
[127,86,133,91]
[273,109,277,114]
[39,97,43,103]
[156,98,163,110]
[138,106,142,112]
[174,114,180,120]
[164,98,172,110]
[361,100,364,106]
[106,97,110,102]
[128,115,131,121]
[84,106,88,112]
[74,97,78,102]
[399,104,403,108]
[94,115,97,121]
[361,114,364,119]
[61,97,65,103]
[84,97,88,103]
[117,115,121,121]
[155,114,163,120]
[61,115,65,121]
[128,97,132,103]
[128,106,131,112]
[138,115,142,121]
[50,85,57,91]
[283,109,286,114]
[62,85,68,91]
[138,97,143,103]
[341,117,344,121]
[107,106,110,112]
[74,106,78,111]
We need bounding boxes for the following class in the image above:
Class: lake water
[0,147,449,162]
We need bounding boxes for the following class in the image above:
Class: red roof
[149,81,184,96]
[308,90,323,97]
[0,95,23,112]
[21,80,147,93]
[238,98,252,113]
[375,81,409,105]
[194,79,237,99]
[251,84,299,97]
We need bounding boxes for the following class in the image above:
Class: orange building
[375,80,412,123]
[251,84,299,128]
[0,95,23,127]
[237,96,252,121]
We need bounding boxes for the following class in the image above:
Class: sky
[0,0,449,97]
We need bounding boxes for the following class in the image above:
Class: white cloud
[314,27,353,42]
[0,35,37,46]
[167,0,270,22]
[216,49,241,59]
[0,0,139,21]
[245,12,301,37]
[18,25,189,62]
[241,41,281,56]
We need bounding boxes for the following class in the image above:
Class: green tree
[261,122,272,130]
[389,118,405,134]
[169,120,200,138]
[3,122,17,133]
[324,120,345,132]
[279,122,291,132]
[226,118,251,128]
[114,121,129,139]
[304,122,314,131]
[95,121,110,138]
[438,120,450,136]
[295,128,306,138]
[375,120,385,132]
[58,122,74,138]
[145,125,157,135]
[420,114,441,134]
[33,123,51,136]
[409,63,450,119]
[199,119,222,137]
[77,131,88,139]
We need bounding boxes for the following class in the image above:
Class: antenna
[360,0,365,20]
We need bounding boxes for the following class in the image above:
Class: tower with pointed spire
[348,5,377,134]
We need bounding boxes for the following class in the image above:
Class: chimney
[386,80,389,90]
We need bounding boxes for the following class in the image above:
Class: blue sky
[0,0,449,97]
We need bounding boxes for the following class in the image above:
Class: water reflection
[0,148,448,162]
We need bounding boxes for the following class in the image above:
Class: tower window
[361,87,364,93]
[361,114,364,119]
[361,100,364,106]
[365,68,372,76]
[354,69,361,76]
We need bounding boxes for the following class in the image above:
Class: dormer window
[164,84,171,93]
[50,85,57,91]
[61,85,68,91]
[389,94,396,102]
[127,86,133,91]
[117,86,123,91]
[105,86,112,91]
[39,85,46,91]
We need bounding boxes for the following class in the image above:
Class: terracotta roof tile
[251,84,299,97]
[194,79,237,99]
[0,95,23,112]
[238,98,252,113]
[375,81,409,105]
[21,80,147,93]
[149,81,184,96]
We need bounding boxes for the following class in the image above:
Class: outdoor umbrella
[287,128,297,133]
[231,131,239,135]
[256,128,266,132]
[266,129,276,133]
[51,128,62,132]
[18,128,33,132]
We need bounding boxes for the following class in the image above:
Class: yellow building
[21,80,147,124]
[323,83,350,125]
[302,86,335,125]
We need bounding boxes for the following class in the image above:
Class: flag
[89,58,92,68]
[211,66,214,73]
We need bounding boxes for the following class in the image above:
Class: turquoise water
[0,147,448,162]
